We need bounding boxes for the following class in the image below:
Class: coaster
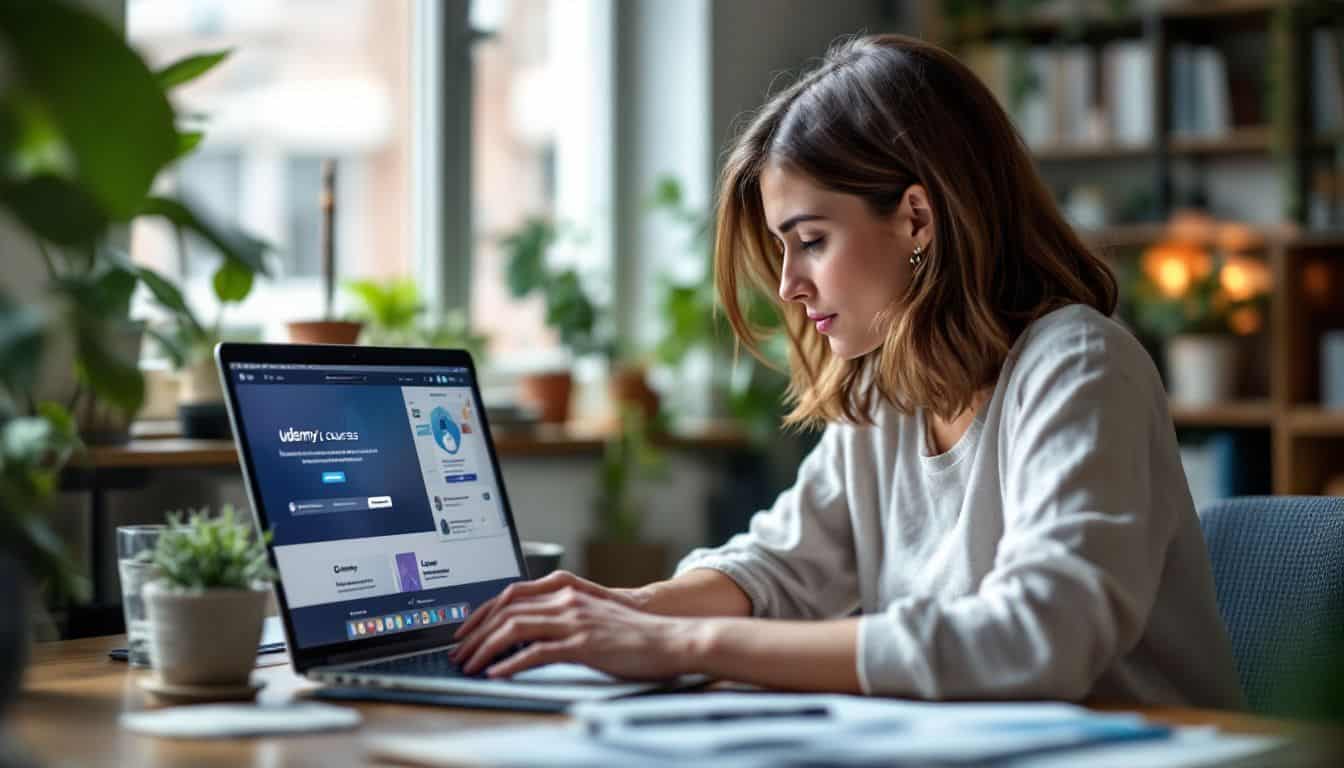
[138,676,266,704]
[120,702,361,739]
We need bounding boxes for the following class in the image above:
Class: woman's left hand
[449,585,703,680]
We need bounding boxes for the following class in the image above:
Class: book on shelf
[1018,47,1055,147]
[1170,44,1231,139]
[1313,27,1344,135]
[968,41,1158,151]
[1056,46,1102,145]
[1103,40,1154,147]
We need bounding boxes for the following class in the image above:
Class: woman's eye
[800,236,825,251]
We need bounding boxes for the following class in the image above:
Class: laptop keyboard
[346,651,485,680]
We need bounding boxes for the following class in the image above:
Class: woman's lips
[813,314,836,333]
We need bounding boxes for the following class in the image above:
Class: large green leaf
[544,270,597,352]
[212,258,254,304]
[51,260,138,318]
[345,278,424,330]
[71,317,144,416]
[0,292,47,398]
[173,130,204,161]
[0,174,107,246]
[501,217,554,297]
[5,96,74,178]
[155,49,232,91]
[0,0,178,221]
[136,265,204,335]
[140,195,271,277]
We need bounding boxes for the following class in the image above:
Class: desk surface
[6,635,1334,767]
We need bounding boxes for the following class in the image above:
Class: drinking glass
[116,525,164,668]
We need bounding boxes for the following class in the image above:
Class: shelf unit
[921,1,1344,495]
[923,0,1339,221]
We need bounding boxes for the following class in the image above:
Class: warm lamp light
[1219,256,1270,302]
[1156,258,1190,297]
[1142,241,1208,298]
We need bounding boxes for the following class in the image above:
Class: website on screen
[229,363,522,648]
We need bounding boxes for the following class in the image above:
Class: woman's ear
[901,184,934,246]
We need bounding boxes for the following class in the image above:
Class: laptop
[215,342,688,703]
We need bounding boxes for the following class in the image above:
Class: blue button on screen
[443,473,478,484]
[322,471,346,484]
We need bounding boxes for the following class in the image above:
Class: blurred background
[2,0,1344,640]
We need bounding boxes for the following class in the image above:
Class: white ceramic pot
[144,582,268,686]
[1165,334,1240,406]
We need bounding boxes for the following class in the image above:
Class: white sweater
[676,304,1245,709]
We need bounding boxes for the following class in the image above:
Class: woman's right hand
[450,570,640,650]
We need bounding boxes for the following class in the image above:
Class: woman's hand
[449,571,702,679]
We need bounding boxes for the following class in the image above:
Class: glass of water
[116,525,164,668]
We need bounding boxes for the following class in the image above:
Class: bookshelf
[921,1,1344,496]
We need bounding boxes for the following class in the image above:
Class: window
[468,0,613,363]
[127,0,612,363]
[127,0,414,335]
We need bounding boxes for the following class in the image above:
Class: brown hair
[715,34,1117,428]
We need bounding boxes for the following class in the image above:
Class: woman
[451,34,1243,708]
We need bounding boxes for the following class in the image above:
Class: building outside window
[127,0,612,372]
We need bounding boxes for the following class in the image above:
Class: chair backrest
[1198,496,1344,718]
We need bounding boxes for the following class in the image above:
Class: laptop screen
[225,360,524,650]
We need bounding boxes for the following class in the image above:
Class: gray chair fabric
[1198,496,1344,719]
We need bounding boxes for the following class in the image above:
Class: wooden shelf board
[1161,0,1281,22]
[1081,223,1169,249]
[1169,127,1272,156]
[1170,400,1275,428]
[1034,143,1154,162]
[944,0,1281,44]
[1284,407,1344,436]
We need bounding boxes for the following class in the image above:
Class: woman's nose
[778,257,810,303]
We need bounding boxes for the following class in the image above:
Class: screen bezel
[215,342,528,673]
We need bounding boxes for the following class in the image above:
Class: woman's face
[760,163,930,360]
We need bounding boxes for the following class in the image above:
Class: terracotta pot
[144,582,268,687]
[609,365,660,423]
[285,320,364,345]
[583,539,668,588]
[519,370,573,424]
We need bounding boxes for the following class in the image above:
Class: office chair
[1198,496,1344,720]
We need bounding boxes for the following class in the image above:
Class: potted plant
[137,252,263,438]
[648,176,789,442]
[142,506,274,692]
[0,296,87,714]
[583,405,670,587]
[1130,233,1271,406]
[287,159,364,344]
[499,217,612,424]
[2,0,257,710]
[0,3,269,444]
[345,277,488,360]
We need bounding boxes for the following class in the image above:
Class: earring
[909,242,926,268]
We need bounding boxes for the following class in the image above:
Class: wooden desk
[8,635,1340,767]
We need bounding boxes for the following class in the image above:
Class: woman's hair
[714,33,1117,428]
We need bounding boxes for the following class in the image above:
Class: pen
[617,705,831,729]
